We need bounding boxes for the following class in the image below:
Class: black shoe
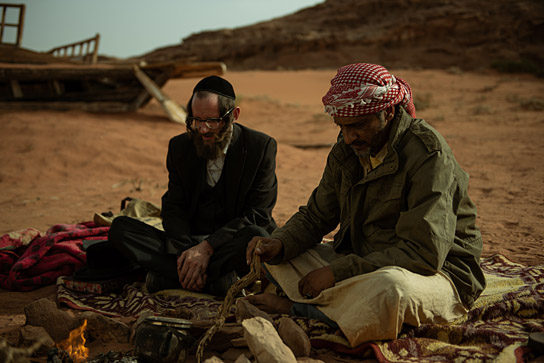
[206,271,240,297]
[145,271,180,294]
[528,332,544,356]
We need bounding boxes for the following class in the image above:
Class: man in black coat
[109,76,277,295]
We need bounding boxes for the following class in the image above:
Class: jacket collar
[365,106,414,181]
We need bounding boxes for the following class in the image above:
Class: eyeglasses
[187,108,234,130]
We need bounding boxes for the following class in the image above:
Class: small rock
[202,323,244,352]
[242,317,296,363]
[24,298,79,342]
[80,311,130,343]
[17,325,54,356]
[204,356,224,363]
[235,298,274,324]
[278,317,311,357]
[296,358,325,363]
[221,348,249,361]
[234,353,252,363]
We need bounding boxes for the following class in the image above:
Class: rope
[195,240,262,363]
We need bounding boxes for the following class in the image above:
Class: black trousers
[108,216,268,288]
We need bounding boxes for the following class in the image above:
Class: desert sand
[1,69,543,359]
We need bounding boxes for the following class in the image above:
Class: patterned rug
[57,254,544,362]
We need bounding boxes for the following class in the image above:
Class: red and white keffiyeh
[322,63,416,118]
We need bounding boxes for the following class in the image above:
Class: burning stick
[56,319,89,363]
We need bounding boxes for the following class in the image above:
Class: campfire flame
[57,319,89,362]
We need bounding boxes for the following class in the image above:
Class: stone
[17,325,54,356]
[24,298,79,342]
[235,298,274,324]
[234,353,252,363]
[242,317,296,363]
[278,317,311,357]
[190,322,244,352]
[221,348,250,362]
[203,356,224,363]
[80,311,130,343]
[296,358,325,363]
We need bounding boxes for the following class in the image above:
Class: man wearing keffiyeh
[246,63,486,347]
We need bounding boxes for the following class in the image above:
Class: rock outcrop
[137,0,544,72]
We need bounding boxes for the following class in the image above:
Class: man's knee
[108,216,135,247]
[372,267,415,306]
[235,225,269,239]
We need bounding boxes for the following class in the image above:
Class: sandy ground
[1,69,543,360]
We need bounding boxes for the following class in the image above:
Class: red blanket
[0,222,109,291]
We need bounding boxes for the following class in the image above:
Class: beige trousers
[265,244,467,347]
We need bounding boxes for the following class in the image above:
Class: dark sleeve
[161,137,193,241]
[206,136,278,250]
[270,149,342,261]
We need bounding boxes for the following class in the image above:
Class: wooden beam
[132,65,186,123]
[92,33,100,64]
[129,67,172,110]
[0,67,136,81]
[16,4,24,46]
[9,80,22,98]
[0,101,133,112]
[51,80,63,95]
[0,6,6,42]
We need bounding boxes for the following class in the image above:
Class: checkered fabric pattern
[322,63,416,118]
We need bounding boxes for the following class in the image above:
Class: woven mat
[57,254,544,361]
[57,279,222,321]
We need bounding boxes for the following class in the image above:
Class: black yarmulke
[193,75,235,99]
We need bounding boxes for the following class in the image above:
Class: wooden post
[10,80,23,98]
[16,4,24,46]
[0,6,6,42]
[92,33,100,64]
[132,65,186,124]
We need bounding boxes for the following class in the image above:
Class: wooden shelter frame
[47,33,101,64]
[0,3,25,46]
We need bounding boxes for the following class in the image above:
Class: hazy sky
[1,0,324,58]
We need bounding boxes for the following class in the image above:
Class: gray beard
[192,124,233,160]
[352,146,371,159]
[350,112,390,159]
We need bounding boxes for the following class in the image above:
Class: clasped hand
[177,241,213,291]
[298,266,335,298]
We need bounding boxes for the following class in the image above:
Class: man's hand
[298,266,335,298]
[246,237,283,265]
[177,240,213,291]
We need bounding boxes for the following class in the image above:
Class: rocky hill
[138,0,544,72]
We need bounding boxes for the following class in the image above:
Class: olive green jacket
[271,107,486,308]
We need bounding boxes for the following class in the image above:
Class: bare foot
[245,293,294,314]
